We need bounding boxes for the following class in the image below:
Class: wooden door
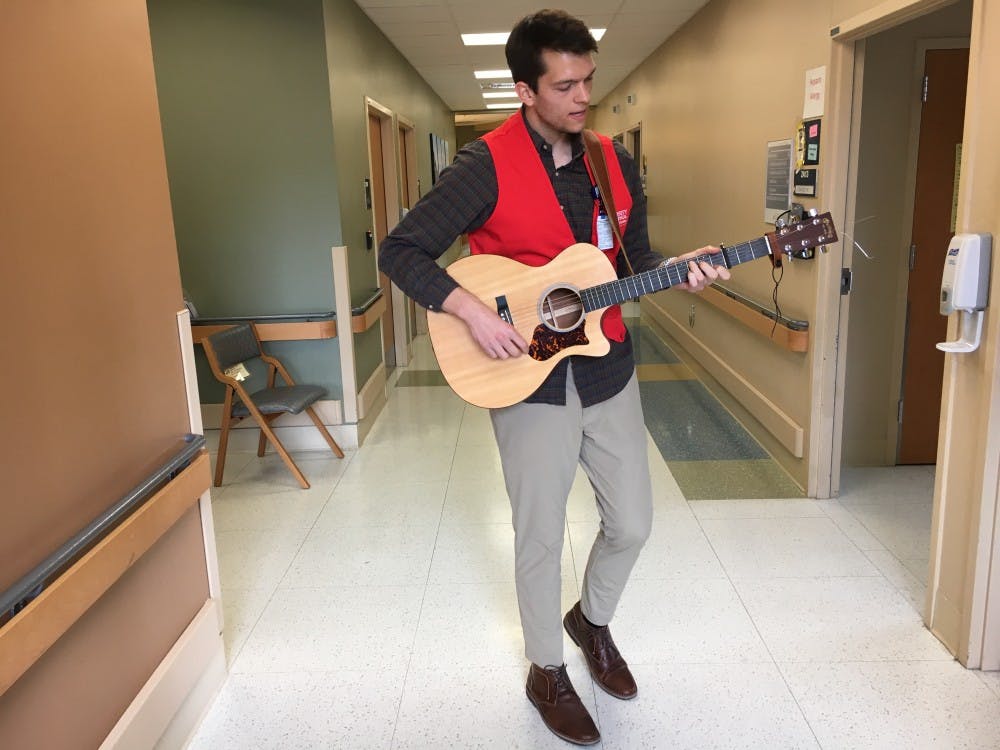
[898,48,969,464]
[368,112,395,366]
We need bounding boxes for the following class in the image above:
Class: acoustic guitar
[427,212,838,408]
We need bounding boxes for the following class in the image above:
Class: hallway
[191,327,1000,748]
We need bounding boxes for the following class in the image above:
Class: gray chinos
[489,364,653,668]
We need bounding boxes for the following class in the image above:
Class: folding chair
[201,322,344,489]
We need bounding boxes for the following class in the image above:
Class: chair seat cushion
[233,384,327,417]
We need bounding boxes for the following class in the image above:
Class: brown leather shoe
[525,663,600,746]
[564,601,637,700]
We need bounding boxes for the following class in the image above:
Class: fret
[580,228,798,313]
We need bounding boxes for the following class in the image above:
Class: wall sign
[793,168,817,197]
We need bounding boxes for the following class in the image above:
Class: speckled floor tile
[639,380,767,461]
[611,578,771,664]
[863,549,928,614]
[733,577,951,662]
[839,464,936,504]
[780,660,1000,749]
[668,459,804,499]
[220,587,274,666]
[594,662,819,750]
[231,585,423,673]
[214,525,310,591]
[285,524,438,587]
[699,516,879,579]
[442,477,513,525]
[210,488,329,532]
[187,670,403,750]
[842,500,933,560]
[315,479,447,528]
[409,581,535,668]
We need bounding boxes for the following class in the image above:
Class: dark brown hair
[505,9,598,92]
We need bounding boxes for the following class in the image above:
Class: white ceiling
[353,0,709,115]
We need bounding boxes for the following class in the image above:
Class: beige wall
[593,0,835,488]
[0,1,210,744]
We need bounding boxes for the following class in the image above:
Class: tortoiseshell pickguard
[529,324,589,361]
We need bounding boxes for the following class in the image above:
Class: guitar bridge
[495,295,513,324]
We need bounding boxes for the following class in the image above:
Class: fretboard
[580,236,773,311]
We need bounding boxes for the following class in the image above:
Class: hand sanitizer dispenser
[937,233,992,353]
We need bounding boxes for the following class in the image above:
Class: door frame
[392,115,418,366]
[820,0,998,667]
[365,97,400,367]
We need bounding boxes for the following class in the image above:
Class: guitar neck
[580,236,773,311]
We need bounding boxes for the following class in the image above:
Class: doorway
[365,98,399,368]
[829,0,983,662]
[840,22,971,472]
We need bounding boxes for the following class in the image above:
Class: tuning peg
[808,208,819,217]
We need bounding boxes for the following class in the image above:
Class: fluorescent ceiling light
[486,102,520,109]
[483,92,519,99]
[464,29,604,46]
[462,32,509,46]
[475,69,511,79]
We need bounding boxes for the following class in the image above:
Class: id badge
[596,213,614,250]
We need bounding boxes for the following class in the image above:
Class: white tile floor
[186,340,1000,749]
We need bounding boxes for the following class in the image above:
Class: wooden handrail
[699,285,809,352]
[0,451,212,695]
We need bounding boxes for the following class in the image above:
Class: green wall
[146,0,454,406]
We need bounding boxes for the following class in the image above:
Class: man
[379,9,730,745]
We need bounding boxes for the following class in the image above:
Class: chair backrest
[205,323,261,371]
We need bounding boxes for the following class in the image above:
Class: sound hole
[538,285,584,332]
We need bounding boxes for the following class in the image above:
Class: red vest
[470,111,633,341]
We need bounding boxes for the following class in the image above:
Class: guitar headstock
[767,211,839,265]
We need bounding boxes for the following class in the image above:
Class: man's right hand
[442,287,529,359]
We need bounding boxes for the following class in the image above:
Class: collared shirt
[379,113,665,406]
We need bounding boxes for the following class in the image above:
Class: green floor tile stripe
[396,370,450,387]
[667,459,804,499]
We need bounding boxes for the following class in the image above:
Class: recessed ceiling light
[486,102,521,109]
[483,92,519,99]
[475,69,511,79]
[464,29,605,46]
[462,32,509,46]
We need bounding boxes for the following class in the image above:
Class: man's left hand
[672,246,731,293]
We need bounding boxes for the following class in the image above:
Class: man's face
[517,50,595,142]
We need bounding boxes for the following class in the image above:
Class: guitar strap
[582,129,635,275]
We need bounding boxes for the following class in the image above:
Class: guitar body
[427,243,617,409]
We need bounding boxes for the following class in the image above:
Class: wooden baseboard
[99,598,226,749]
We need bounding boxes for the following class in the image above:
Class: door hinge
[909,243,917,271]
[840,267,853,295]
[922,74,929,103]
